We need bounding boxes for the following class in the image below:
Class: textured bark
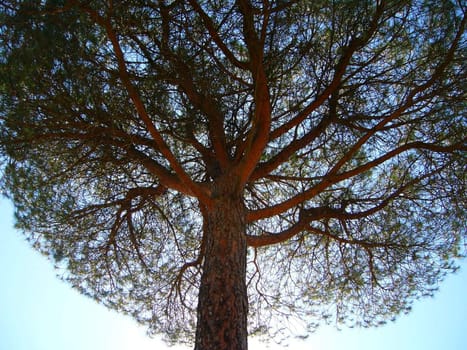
[195,188,248,350]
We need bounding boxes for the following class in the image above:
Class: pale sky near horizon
[1,196,466,350]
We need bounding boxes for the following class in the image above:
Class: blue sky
[1,196,466,350]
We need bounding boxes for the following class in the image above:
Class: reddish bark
[195,186,248,350]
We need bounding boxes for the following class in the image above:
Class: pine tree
[0,1,466,349]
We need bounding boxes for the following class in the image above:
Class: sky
[0,195,466,350]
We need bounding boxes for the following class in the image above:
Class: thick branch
[246,15,466,221]
[247,140,465,222]
[251,115,333,181]
[12,120,192,195]
[157,3,231,172]
[246,220,306,247]
[125,146,193,195]
[82,6,212,204]
[268,1,386,141]
[248,2,388,183]
[235,0,272,186]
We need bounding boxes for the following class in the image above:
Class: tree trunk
[195,191,248,350]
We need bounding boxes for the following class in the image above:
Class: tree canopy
[0,0,466,347]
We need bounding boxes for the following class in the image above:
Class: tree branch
[81,6,212,205]
[246,219,307,247]
[157,2,231,173]
[235,0,272,186]
[268,1,386,142]
[187,0,248,70]
[247,140,465,222]
[246,14,466,221]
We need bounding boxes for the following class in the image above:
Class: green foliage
[0,0,466,345]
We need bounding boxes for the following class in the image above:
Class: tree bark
[195,190,248,350]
